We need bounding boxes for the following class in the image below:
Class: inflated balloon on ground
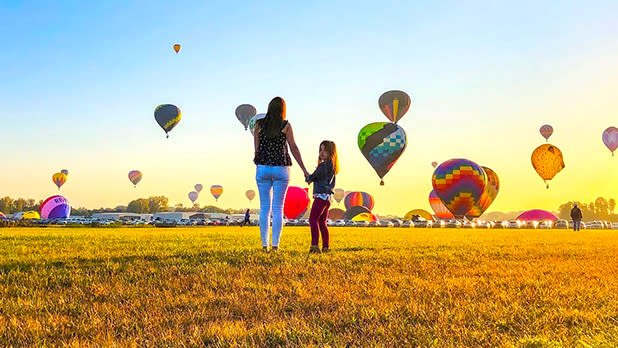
[284,187,310,219]
[327,208,345,220]
[358,122,407,185]
[154,104,181,138]
[40,195,71,219]
[429,190,454,219]
[531,144,565,188]
[404,209,434,221]
[344,205,371,221]
[432,159,487,219]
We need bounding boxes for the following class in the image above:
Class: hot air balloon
[432,159,487,219]
[173,44,181,53]
[358,122,407,185]
[52,173,67,190]
[246,189,256,202]
[344,205,371,220]
[22,211,40,220]
[404,209,434,221]
[61,169,69,176]
[154,104,181,138]
[188,191,199,204]
[128,170,142,187]
[248,113,266,136]
[194,184,203,193]
[283,187,310,219]
[602,127,618,156]
[431,161,438,168]
[429,190,454,219]
[531,144,565,188]
[210,185,223,201]
[235,104,257,130]
[516,209,558,222]
[378,90,411,123]
[540,125,553,142]
[344,191,375,211]
[333,188,345,204]
[327,208,345,220]
[351,212,377,222]
[40,195,71,219]
[466,166,500,218]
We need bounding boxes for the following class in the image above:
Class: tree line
[558,197,616,221]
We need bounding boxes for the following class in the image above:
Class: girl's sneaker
[322,247,331,253]
[309,245,321,253]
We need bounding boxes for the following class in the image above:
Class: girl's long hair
[319,140,340,175]
[259,97,286,138]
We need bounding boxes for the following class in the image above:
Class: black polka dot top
[254,121,293,166]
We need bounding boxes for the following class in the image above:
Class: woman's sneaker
[262,246,270,253]
[309,245,321,254]
[322,247,331,253]
[271,246,279,252]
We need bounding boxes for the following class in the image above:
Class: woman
[254,97,308,252]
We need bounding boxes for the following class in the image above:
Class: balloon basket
[380,180,384,186]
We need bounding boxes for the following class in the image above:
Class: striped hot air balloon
[210,185,223,201]
[128,170,142,187]
[432,159,486,219]
[344,191,375,211]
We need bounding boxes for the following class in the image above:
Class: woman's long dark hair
[259,97,286,138]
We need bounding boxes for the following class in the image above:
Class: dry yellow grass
[1,226,617,347]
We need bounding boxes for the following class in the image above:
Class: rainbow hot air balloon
[210,185,223,201]
[235,104,257,130]
[333,188,345,203]
[188,191,199,204]
[194,184,203,193]
[173,44,181,53]
[358,122,407,185]
[246,189,256,202]
[344,191,375,211]
[466,167,500,218]
[531,144,565,188]
[432,159,487,219]
[128,170,142,187]
[378,90,411,123]
[52,173,67,189]
[40,195,71,219]
[539,125,553,142]
[602,127,618,156]
[154,104,181,138]
[429,190,454,219]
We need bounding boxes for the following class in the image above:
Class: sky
[1,0,617,216]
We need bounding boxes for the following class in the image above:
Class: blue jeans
[256,165,290,247]
[573,220,581,231]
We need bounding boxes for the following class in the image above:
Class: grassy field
[1,227,617,347]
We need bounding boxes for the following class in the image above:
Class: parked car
[334,220,346,227]
[554,220,569,229]
[390,219,402,227]
[379,220,394,227]
[444,220,460,228]
[507,220,521,229]
[413,220,429,228]
[462,221,476,229]
[586,221,604,230]
[344,220,356,227]
[401,220,413,228]
[610,222,618,230]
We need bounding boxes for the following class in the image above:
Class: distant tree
[609,199,616,214]
[127,199,150,214]
[0,197,13,214]
[148,196,168,213]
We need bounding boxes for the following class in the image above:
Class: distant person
[570,203,583,231]
[305,141,339,253]
[254,97,309,252]
[240,209,251,227]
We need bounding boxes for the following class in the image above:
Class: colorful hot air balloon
[194,184,203,193]
[246,189,256,202]
[22,211,40,220]
[61,169,69,176]
[128,170,142,187]
[333,188,345,203]
[540,125,553,142]
[466,166,500,218]
[531,144,565,188]
[358,122,407,185]
[432,159,487,219]
[602,127,618,156]
[344,205,371,220]
[188,191,198,204]
[173,44,181,53]
[351,212,378,222]
[52,173,67,189]
[235,104,257,130]
[431,161,438,168]
[40,195,71,219]
[429,190,454,219]
[378,90,411,123]
[283,187,310,219]
[248,113,266,136]
[404,209,434,221]
[344,191,375,211]
[154,104,181,138]
[210,185,223,201]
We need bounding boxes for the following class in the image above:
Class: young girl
[305,140,339,253]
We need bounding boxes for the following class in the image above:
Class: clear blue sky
[1,1,617,214]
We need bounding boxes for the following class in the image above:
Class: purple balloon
[40,195,71,219]
[603,127,618,156]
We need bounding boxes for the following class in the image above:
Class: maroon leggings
[309,198,330,248]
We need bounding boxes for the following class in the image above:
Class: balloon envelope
[246,189,256,201]
[52,173,67,189]
[173,44,181,53]
[154,104,181,138]
[432,159,486,219]
[128,170,142,187]
[333,188,345,203]
[327,208,345,220]
[531,144,565,187]
[188,191,198,204]
[40,195,71,219]
[235,104,257,130]
[248,113,266,136]
[358,122,407,184]
[429,190,454,219]
[517,209,558,222]
[284,187,310,219]
[404,209,434,221]
[344,205,371,220]
[344,191,375,211]
[61,169,69,176]
[352,212,377,222]
[378,90,411,123]
[194,184,203,193]
[602,127,618,156]
[210,185,223,201]
[431,161,438,168]
[540,125,553,141]
[466,166,500,218]
[22,211,40,220]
